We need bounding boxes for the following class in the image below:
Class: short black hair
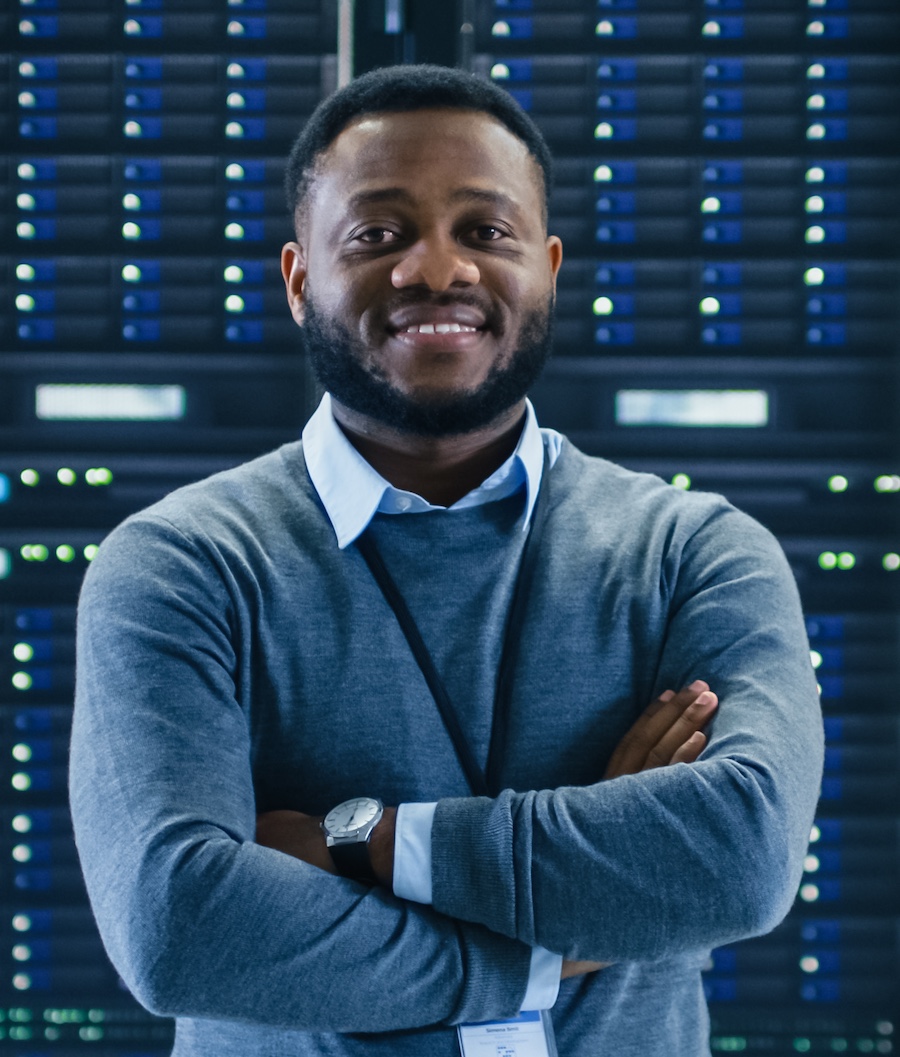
[284,63,553,228]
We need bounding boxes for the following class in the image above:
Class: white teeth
[400,322,478,335]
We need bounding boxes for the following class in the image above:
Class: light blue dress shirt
[302,393,563,1010]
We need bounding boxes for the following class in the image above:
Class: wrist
[368,805,396,888]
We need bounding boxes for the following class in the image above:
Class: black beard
[300,293,554,438]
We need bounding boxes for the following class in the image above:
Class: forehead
[310,108,544,219]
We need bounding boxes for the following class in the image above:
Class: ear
[281,241,308,326]
[546,234,563,292]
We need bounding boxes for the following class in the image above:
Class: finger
[669,730,707,766]
[603,681,711,779]
[642,691,718,771]
[602,688,679,778]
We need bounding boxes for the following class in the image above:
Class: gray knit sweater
[70,438,823,1056]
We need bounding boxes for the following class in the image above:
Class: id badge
[457,1009,558,1057]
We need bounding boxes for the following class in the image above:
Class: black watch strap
[330,840,378,885]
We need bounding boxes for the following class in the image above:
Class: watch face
[325,797,380,837]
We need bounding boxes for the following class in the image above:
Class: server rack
[1,0,899,1053]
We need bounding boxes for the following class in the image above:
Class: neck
[330,398,528,507]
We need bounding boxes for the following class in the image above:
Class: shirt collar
[302,393,548,549]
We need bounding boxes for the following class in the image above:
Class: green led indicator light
[56,544,76,563]
[12,972,32,991]
[805,226,826,244]
[874,474,900,493]
[16,263,36,281]
[793,1038,812,1052]
[827,475,848,493]
[57,467,77,485]
[12,814,32,833]
[711,1038,747,1052]
[809,650,822,669]
[829,1040,848,1052]
[818,551,837,570]
[701,20,721,36]
[836,551,855,570]
[17,162,37,179]
[13,844,33,863]
[21,544,49,562]
[15,294,35,312]
[226,92,246,109]
[0,548,10,581]
[225,222,245,240]
[490,63,510,80]
[8,1007,33,1022]
[592,296,614,316]
[593,122,614,139]
[700,297,720,316]
[225,163,245,180]
[804,267,825,286]
[12,744,32,763]
[225,294,245,313]
[225,121,245,139]
[17,192,36,210]
[883,553,900,571]
[12,914,32,931]
[121,264,142,282]
[700,197,721,214]
[122,193,141,211]
[84,544,100,561]
[11,772,32,790]
[224,265,244,283]
[13,643,34,662]
[671,474,691,490]
[593,165,613,182]
[20,468,39,486]
[595,19,615,35]
[8,1023,32,1040]
[79,1026,104,1041]
[12,672,33,691]
[85,467,113,486]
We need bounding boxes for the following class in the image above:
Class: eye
[354,227,400,244]
[473,225,506,241]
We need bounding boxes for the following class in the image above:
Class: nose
[391,234,480,291]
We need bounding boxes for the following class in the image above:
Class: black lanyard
[355,450,551,798]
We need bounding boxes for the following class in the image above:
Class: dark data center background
[1,0,899,1053]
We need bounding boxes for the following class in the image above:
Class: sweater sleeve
[429,504,824,963]
[69,513,532,1033]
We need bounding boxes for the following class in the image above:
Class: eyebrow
[345,186,524,217]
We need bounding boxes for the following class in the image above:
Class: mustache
[379,290,502,330]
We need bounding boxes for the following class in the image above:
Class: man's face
[281,108,563,437]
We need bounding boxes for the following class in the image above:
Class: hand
[560,681,718,981]
[255,807,397,888]
[602,680,718,781]
[254,809,336,874]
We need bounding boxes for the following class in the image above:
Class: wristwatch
[321,796,383,884]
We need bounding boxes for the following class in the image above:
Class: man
[70,65,823,1056]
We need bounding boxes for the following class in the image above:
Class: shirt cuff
[392,801,437,904]
[521,946,562,1011]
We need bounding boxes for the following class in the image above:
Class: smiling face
[281,107,563,438]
